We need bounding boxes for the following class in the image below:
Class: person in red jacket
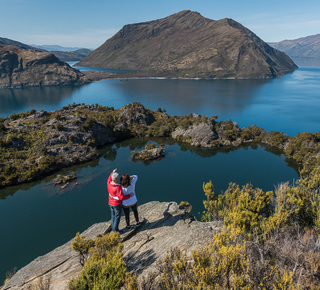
[107,168,133,232]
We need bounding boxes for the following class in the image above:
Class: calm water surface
[0,63,318,281]
[0,139,299,281]
[0,65,320,136]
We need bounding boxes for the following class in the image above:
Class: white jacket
[121,175,138,207]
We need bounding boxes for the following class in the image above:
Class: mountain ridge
[0,37,45,52]
[51,48,92,62]
[269,34,320,58]
[77,10,297,79]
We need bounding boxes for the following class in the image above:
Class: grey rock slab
[3,201,222,289]
[3,222,111,290]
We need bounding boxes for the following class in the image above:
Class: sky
[1,0,319,49]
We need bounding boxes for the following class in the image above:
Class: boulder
[172,122,218,147]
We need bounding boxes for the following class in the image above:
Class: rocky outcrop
[171,117,246,147]
[172,121,218,147]
[131,143,165,161]
[3,201,222,290]
[119,102,155,127]
[78,10,297,79]
[0,40,90,88]
[0,102,288,189]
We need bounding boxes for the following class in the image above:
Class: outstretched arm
[115,187,134,201]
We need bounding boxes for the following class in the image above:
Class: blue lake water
[0,139,299,282]
[0,61,318,282]
[0,63,320,136]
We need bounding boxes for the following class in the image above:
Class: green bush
[69,232,130,290]
[71,232,95,266]
[142,173,320,289]
[55,122,63,131]
[265,131,290,147]
[80,117,96,132]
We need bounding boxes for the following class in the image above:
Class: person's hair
[111,172,119,183]
[120,173,131,188]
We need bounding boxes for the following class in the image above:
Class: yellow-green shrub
[69,231,133,290]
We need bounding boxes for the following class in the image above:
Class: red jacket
[107,173,130,206]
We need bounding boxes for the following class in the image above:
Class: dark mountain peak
[160,10,212,28]
[78,11,297,79]
[115,10,210,42]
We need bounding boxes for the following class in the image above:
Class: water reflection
[0,85,81,116]
[0,67,320,136]
[0,138,300,282]
[110,78,271,116]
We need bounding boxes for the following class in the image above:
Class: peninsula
[0,102,318,190]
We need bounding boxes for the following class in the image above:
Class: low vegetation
[135,169,320,289]
[0,102,318,190]
[68,129,320,289]
[2,102,320,288]
[69,232,135,290]
[69,167,320,289]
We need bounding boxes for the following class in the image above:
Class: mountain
[0,39,90,88]
[269,34,320,58]
[77,10,297,79]
[52,48,92,62]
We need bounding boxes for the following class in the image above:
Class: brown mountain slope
[77,10,297,79]
[0,40,90,88]
[269,34,320,58]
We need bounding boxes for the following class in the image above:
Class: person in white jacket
[120,173,140,229]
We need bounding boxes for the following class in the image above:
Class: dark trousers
[122,203,139,226]
[109,204,122,232]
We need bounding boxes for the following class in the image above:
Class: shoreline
[0,102,315,190]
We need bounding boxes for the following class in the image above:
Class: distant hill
[52,48,92,62]
[78,10,297,79]
[0,38,90,88]
[269,34,320,58]
[31,44,85,52]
